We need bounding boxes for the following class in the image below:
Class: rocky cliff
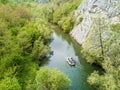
[68,0,120,89]
[70,0,120,45]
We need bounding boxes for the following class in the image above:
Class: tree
[14,5,31,20]
[0,77,21,90]
[87,17,120,90]
[32,38,51,60]
[0,1,53,90]
[35,67,71,90]
[82,17,108,64]
[51,0,82,33]
[87,70,117,90]
[0,0,9,4]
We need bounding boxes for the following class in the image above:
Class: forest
[0,0,72,90]
[0,0,120,90]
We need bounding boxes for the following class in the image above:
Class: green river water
[44,26,99,90]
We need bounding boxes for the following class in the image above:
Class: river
[44,26,98,90]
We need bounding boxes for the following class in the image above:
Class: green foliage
[88,70,117,90]
[52,0,82,33]
[0,4,13,22]
[0,19,8,36]
[42,0,82,33]
[35,67,71,90]
[52,0,82,23]
[82,17,107,64]
[117,5,120,9]
[32,39,50,60]
[35,19,52,44]
[58,15,75,33]
[0,2,52,89]
[14,5,31,20]
[110,24,120,33]
[18,58,38,90]
[86,17,120,90]
[0,0,9,4]
[88,58,120,90]
[0,77,21,90]
[17,31,32,55]
[0,41,23,78]
[30,0,82,33]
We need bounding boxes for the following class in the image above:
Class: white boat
[66,57,76,66]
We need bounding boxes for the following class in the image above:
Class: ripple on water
[45,28,98,90]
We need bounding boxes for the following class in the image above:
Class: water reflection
[45,25,98,90]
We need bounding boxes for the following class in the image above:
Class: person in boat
[68,57,75,63]
[70,57,72,59]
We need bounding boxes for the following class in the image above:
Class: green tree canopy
[35,67,71,90]
[0,77,21,90]
[87,17,120,90]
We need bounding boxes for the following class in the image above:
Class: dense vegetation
[38,0,120,90]
[81,17,120,90]
[0,1,71,89]
[35,67,71,90]
[1,0,119,90]
[43,0,120,90]
[38,0,82,33]
[46,1,120,89]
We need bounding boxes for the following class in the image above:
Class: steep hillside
[70,0,120,89]
[71,0,120,45]
[70,0,120,64]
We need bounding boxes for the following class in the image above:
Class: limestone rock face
[70,0,120,45]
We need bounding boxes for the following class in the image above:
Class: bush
[52,0,82,33]
[35,67,71,90]
[58,16,75,33]
[110,24,120,33]
[0,77,21,90]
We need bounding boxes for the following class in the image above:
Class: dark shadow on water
[44,25,102,90]
[52,25,101,72]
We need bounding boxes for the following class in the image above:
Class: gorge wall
[70,0,120,45]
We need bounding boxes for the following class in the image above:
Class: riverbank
[43,25,101,90]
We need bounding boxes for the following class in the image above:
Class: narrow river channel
[44,26,98,90]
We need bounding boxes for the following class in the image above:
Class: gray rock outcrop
[70,0,120,45]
